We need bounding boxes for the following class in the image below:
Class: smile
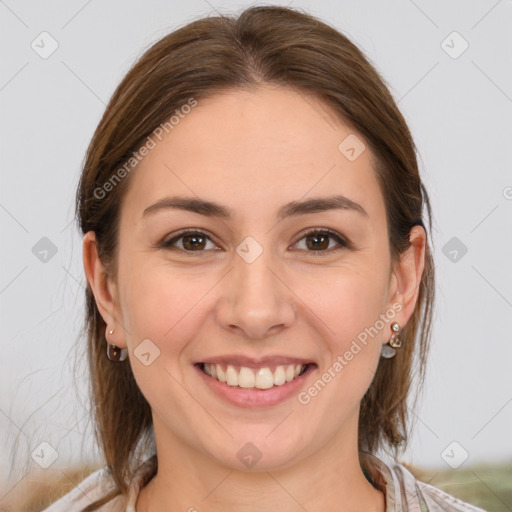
[193,355,317,408]
[199,362,308,389]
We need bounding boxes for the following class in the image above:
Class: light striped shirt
[41,452,486,512]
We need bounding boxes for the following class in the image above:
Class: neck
[136,415,385,512]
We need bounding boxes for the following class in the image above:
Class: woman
[43,5,485,511]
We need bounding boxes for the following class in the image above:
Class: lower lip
[194,364,316,408]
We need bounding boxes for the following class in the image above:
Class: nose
[215,242,296,340]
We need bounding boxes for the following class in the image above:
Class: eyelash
[160,228,351,255]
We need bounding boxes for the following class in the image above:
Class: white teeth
[216,365,226,383]
[273,365,286,386]
[238,367,255,388]
[202,363,306,389]
[226,365,238,386]
[255,368,274,389]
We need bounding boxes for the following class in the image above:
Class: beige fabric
[41,453,486,512]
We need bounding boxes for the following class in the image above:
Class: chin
[202,429,309,472]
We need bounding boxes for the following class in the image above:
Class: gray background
[1,0,511,495]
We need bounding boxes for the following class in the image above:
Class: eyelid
[291,227,351,252]
[160,229,220,250]
[159,227,352,253]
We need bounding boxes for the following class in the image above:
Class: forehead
[120,85,385,226]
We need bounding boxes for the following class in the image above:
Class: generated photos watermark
[297,302,403,405]
[93,97,198,200]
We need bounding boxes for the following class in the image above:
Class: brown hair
[75,5,435,509]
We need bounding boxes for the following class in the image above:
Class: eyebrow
[142,194,368,220]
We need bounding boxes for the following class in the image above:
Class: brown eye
[162,231,216,252]
[181,233,207,250]
[293,229,349,253]
[305,232,329,250]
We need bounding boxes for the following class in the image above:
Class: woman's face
[86,85,421,471]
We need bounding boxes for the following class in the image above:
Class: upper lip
[196,355,316,369]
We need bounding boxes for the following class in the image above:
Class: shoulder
[390,460,487,512]
[40,466,125,512]
[361,452,487,512]
[40,455,157,512]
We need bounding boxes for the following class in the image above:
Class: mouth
[192,355,318,407]
[195,362,314,390]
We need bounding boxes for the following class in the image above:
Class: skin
[83,85,425,512]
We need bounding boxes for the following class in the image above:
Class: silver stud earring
[381,322,401,359]
[106,327,127,362]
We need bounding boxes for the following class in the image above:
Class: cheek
[302,266,390,347]
[297,266,389,397]
[119,263,219,355]
[119,267,213,417]
[296,288,386,429]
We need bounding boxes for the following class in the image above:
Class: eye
[159,228,351,254]
[161,230,218,252]
[292,228,350,254]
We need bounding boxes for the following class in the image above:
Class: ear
[82,231,127,349]
[387,225,426,329]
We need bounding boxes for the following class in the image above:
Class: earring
[106,327,128,362]
[381,322,401,359]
